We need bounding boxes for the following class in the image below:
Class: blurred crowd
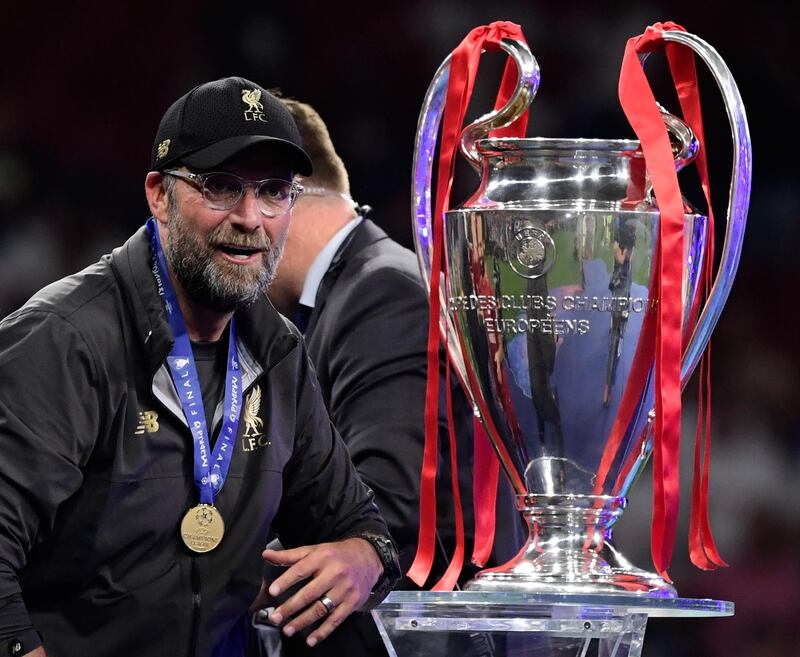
[1,2,797,656]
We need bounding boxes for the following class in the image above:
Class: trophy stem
[465,494,677,596]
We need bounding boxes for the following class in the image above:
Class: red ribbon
[408,21,529,589]
[594,21,725,580]
[430,365,466,591]
[471,416,499,567]
[664,35,726,570]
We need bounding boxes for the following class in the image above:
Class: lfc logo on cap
[242,89,267,122]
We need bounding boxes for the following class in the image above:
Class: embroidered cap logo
[242,89,267,122]
[157,139,171,159]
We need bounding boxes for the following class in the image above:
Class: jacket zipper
[148,336,297,657]
[188,556,201,657]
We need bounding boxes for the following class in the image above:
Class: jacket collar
[306,219,388,336]
[110,225,299,378]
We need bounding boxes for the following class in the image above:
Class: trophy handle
[658,104,699,171]
[459,39,540,170]
[412,39,541,394]
[657,31,752,385]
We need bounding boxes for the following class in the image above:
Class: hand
[259,538,383,647]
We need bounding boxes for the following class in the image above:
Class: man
[267,98,430,657]
[0,77,400,657]
[269,98,429,567]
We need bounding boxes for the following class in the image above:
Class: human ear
[144,172,169,226]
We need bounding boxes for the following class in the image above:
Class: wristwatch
[357,532,402,608]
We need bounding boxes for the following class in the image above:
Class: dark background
[1,2,797,656]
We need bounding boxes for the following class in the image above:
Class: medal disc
[180,504,225,553]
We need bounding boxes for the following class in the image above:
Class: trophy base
[465,494,676,596]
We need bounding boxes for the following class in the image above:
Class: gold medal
[180,504,225,553]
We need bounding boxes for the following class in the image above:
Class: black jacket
[0,227,388,657]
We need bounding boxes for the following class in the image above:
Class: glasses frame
[164,169,304,217]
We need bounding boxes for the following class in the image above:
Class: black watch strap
[356,532,402,608]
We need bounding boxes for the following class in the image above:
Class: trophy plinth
[373,592,732,657]
[465,493,675,596]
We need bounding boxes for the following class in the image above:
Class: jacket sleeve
[0,309,101,650]
[318,264,428,566]
[272,339,390,548]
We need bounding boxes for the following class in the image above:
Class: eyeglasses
[164,169,304,217]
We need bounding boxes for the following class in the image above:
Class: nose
[227,186,263,232]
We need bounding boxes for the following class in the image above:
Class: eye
[204,174,241,198]
[259,179,291,201]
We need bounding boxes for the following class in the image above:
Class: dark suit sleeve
[0,310,101,652]
[317,262,428,566]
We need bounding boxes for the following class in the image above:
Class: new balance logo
[135,410,160,434]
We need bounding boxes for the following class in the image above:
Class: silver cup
[413,33,751,595]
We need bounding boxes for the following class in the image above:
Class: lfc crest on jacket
[241,386,269,451]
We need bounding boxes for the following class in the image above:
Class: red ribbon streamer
[408,21,529,589]
[430,365,466,590]
[663,35,726,569]
[471,416,499,567]
[595,21,725,580]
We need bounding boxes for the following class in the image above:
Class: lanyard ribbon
[146,218,243,506]
[408,21,530,590]
[594,22,725,581]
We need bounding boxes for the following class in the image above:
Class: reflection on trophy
[604,217,636,408]
[412,29,750,596]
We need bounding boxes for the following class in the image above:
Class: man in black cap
[0,77,400,657]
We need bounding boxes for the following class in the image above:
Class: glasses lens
[203,173,243,210]
[257,179,294,216]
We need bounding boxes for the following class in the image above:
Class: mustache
[207,226,272,251]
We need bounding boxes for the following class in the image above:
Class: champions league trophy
[411,27,751,595]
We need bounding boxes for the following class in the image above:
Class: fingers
[265,569,334,627]
[279,586,354,647]
[300,594,351,647]
[263,546,313,597]
[260,539,382,646]
[262,545,311,565]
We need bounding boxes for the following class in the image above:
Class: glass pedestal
[372,592,732,657]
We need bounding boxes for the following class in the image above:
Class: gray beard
[165,206,284,313]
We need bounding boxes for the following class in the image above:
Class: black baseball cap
[150,76,312,175]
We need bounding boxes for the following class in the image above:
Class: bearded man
[0,77,399,657]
